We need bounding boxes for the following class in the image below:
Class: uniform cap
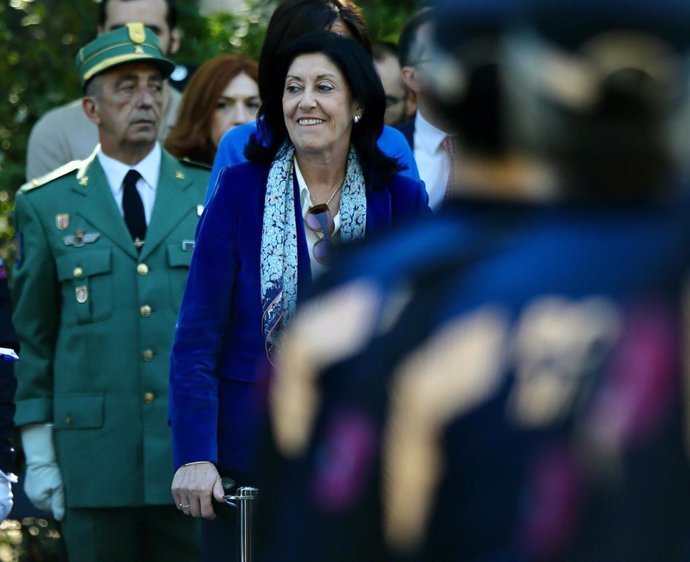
[75,23,175,87]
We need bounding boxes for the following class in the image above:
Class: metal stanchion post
[225,486,260,562]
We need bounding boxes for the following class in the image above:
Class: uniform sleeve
[379,125,421,182]
[170,166,241,469]
[11,192,60,426]
[205,122,255,205]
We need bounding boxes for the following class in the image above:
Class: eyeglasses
[304,203,335,265]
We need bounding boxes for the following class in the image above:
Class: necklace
[324,182,342,209]
[310,179,343,209]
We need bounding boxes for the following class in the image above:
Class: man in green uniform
[12,23,207,562]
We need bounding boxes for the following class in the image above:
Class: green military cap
[75,22,175,87]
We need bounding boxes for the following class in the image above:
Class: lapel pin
[79,176,89,186]
[175,170,185,180]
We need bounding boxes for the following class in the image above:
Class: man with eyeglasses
[372,41,415,126]
[397,7,459,210]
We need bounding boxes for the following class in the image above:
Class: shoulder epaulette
[179,157,212,171]
[20,160,82,192]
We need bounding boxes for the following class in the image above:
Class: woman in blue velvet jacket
[203,0,421,206]
[169,31,429,560]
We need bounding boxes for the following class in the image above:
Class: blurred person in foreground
[0,259,17,524]
[13,24,208,562]
[26,0,183,181]
[204,0,420,204]
[372,41,414,126]
[258,0,690,560]
[165,55,260,166]
[169,31,429,562]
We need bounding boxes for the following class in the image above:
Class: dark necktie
[122,169,146,245]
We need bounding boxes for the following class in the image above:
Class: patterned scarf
[260,142,367,359]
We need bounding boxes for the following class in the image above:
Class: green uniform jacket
[12,148,209,508]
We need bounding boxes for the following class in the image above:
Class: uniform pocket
[167,242,193,313]
[56,250,113,323]
[54,393,104,430]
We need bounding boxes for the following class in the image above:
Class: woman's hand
[171,461,225,519]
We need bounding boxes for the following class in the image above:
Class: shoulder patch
[180,157,212,171]
[20,160,82,192]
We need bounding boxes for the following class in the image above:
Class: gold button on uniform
[140,305,152,317]
[73,267,84,278]
[143,392,155,404]
[137,263,149,275]
[142,349,154,361]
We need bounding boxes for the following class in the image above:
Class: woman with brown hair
[165,55,260,165]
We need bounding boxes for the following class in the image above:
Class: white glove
[21,424,65,521]
[0,469,17,522]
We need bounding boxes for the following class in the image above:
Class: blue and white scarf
[260,142,367,359]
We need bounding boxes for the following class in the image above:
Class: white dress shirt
[413,111,453,211]
[97,143,161,225]
[295,157,341,280]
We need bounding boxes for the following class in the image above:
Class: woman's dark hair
[165,55,259,165]
[258,0,371,100]
[247,31,400,186]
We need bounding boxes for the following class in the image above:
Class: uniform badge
[62,228,100,248]
[128,22,146,44]
[175,170,185,180]
[78,176,89,186]
[181,239,195,251]
[55,214,70,230]
[75,285,89,304]
[197,205,204,217]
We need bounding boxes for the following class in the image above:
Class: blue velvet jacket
[169,161,429,474]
